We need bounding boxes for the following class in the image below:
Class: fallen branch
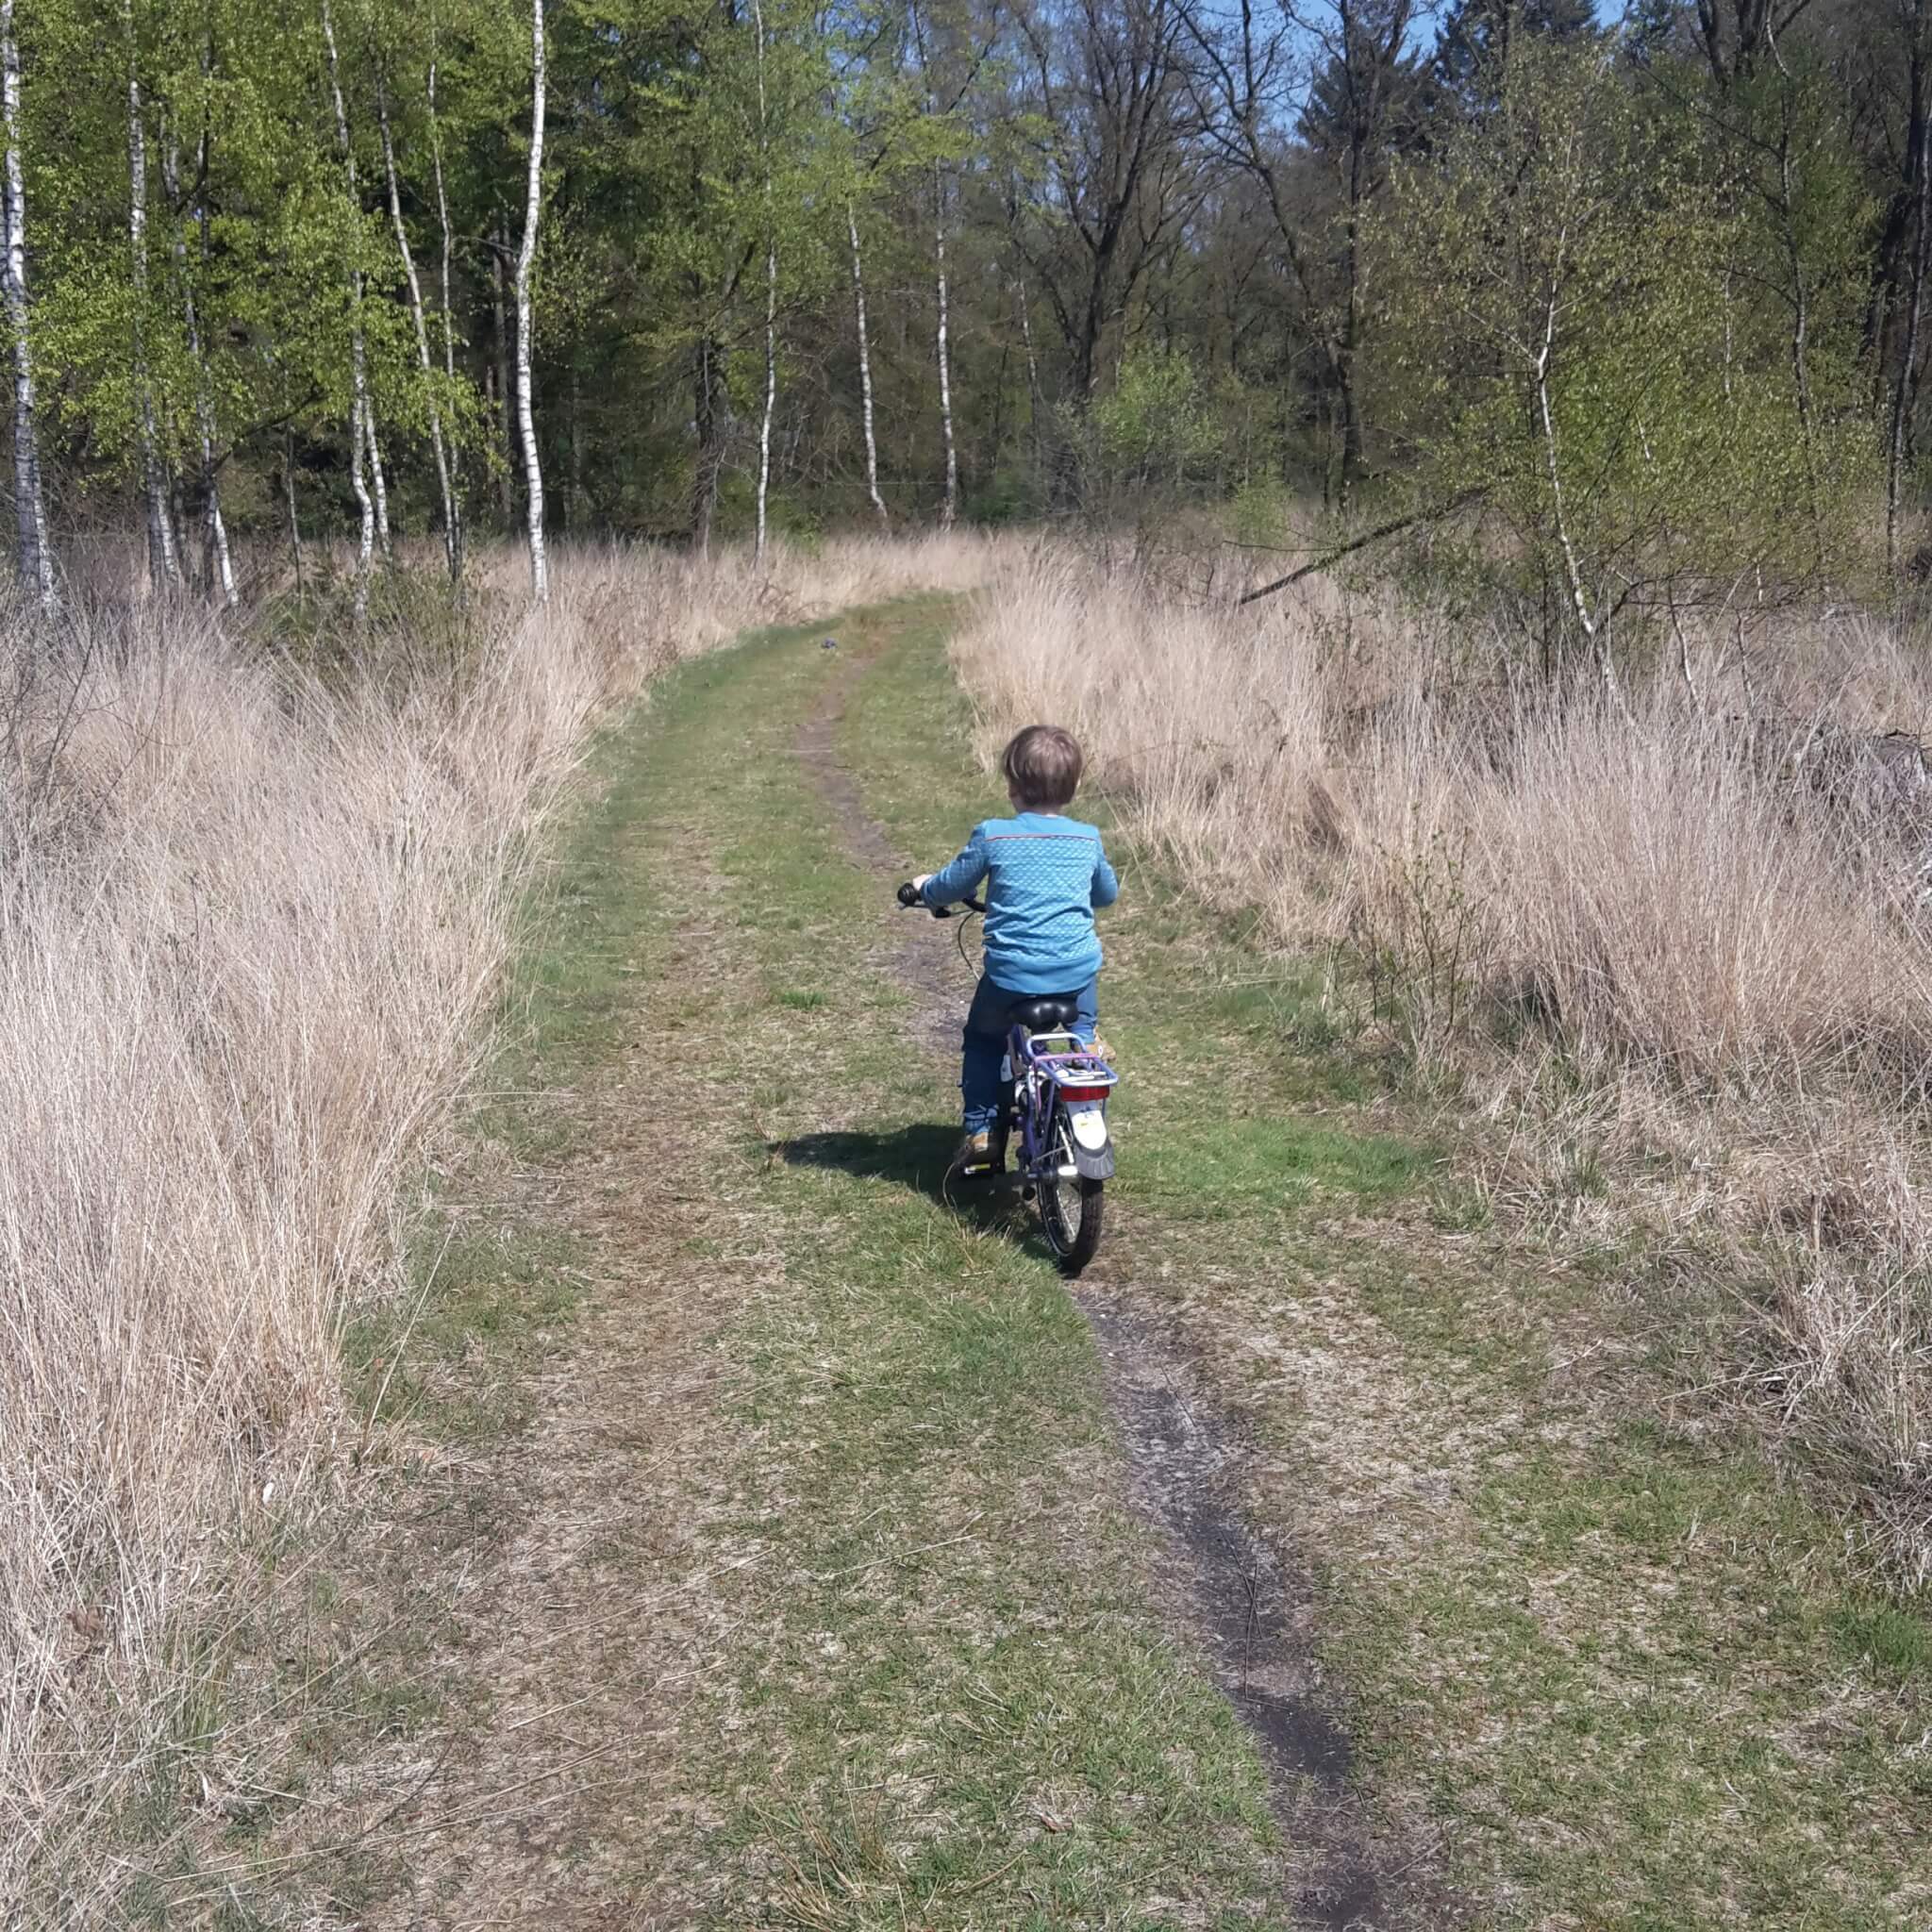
[1235,489,1487,608]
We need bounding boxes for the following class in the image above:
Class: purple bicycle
[897,883,1118,1275]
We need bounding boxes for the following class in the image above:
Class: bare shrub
[953,544,1932,1583]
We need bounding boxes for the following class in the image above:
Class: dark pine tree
[1430,0,1600,115]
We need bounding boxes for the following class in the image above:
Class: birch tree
[908,0,992,525]
[1883,0,1931,578]
[159,133,236,606]
[321,0,376,617]
[754,0,776,564]
[516,0,547,601]
[427,38,463,557]
[933,159,958,526]
[124,0,179,591]
[1,0,52,614]
[377,64,461,579]
[846,199,888,525]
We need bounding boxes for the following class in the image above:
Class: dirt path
[796,643,1424,1932]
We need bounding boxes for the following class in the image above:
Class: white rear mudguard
[1066,1104,1114,1181]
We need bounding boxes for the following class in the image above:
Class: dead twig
[1235,491,1487,608]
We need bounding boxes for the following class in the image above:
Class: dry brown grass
[0,529,994,1911]
[953,543,1932,1586]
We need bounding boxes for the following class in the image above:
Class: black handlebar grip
[896,881,923,908]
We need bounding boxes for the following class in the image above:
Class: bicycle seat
[1008,995,1081,1033]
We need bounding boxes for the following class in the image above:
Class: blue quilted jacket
[921,811,1119,993]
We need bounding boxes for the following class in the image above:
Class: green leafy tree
[1373,34,1879,680]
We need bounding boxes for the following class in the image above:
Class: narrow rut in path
[795,656,1430,1932]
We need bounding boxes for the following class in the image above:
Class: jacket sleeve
[1091,840,1120,908]
[923,826,991,907]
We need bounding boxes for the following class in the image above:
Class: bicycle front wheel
[1039,1111,1104,1276]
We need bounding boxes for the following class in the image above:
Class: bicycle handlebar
[896,881,986,919]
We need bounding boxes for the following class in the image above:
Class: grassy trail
[233,598,1924,1931]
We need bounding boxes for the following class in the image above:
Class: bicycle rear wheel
[1038,1109,1104,1275]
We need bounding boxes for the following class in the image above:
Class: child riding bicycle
[910,724,1119,1173]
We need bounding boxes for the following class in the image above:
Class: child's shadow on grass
[774,1125,1019,1231]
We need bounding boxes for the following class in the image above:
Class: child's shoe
[952,1128,1002,1175]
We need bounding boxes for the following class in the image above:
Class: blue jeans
[960,973,1099,1133]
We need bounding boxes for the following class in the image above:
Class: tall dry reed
[954,544,1932,1583]
[0,530,993,1913]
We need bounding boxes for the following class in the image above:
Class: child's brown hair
[1001,724,1085,810]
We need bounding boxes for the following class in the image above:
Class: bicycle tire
[1038,1108,1104,1275]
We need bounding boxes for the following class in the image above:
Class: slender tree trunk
[1533,263,1619,703]
[366,402,391,554]
[1766,41,1824,576]
[378,71,459,579]
[934,163,958,529]
[758,234,776,563]
[165,470,187,575]
[285,427,305,597]
[847,201,887,529]
[516,0,548,602]
[989,339,1008,474]
[321,0,375,618]
[190,152,234,607]
[427,43,463,573]
[431,61,455,385]
[1890,0,1931,580]
[160,134,235,608]
[1,2,51,615]
[691,334,720,554]
[347,395,375,610]
[492,216,515,523]
[568,358,583,528]
[125,8,179,593]
[751,0,775,566]
[1017,275,1040,471]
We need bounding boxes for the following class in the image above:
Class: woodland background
[1,0,1929,632]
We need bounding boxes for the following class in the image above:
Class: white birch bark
[753,0,774,566]
[347,397,374,613]
[160,136,235,608]
[1017,275,1039,457]
[1,1,52,615]
[847,201,888,529]
[515,0,547,601]
[934,162,958,529]
[125,8,179,592]
[366,400,391,556]
[427,50,464,575]
[758,233,776,564]
[378,72,459,578]
[1533,252,1620,707]
[321,0,375,617]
